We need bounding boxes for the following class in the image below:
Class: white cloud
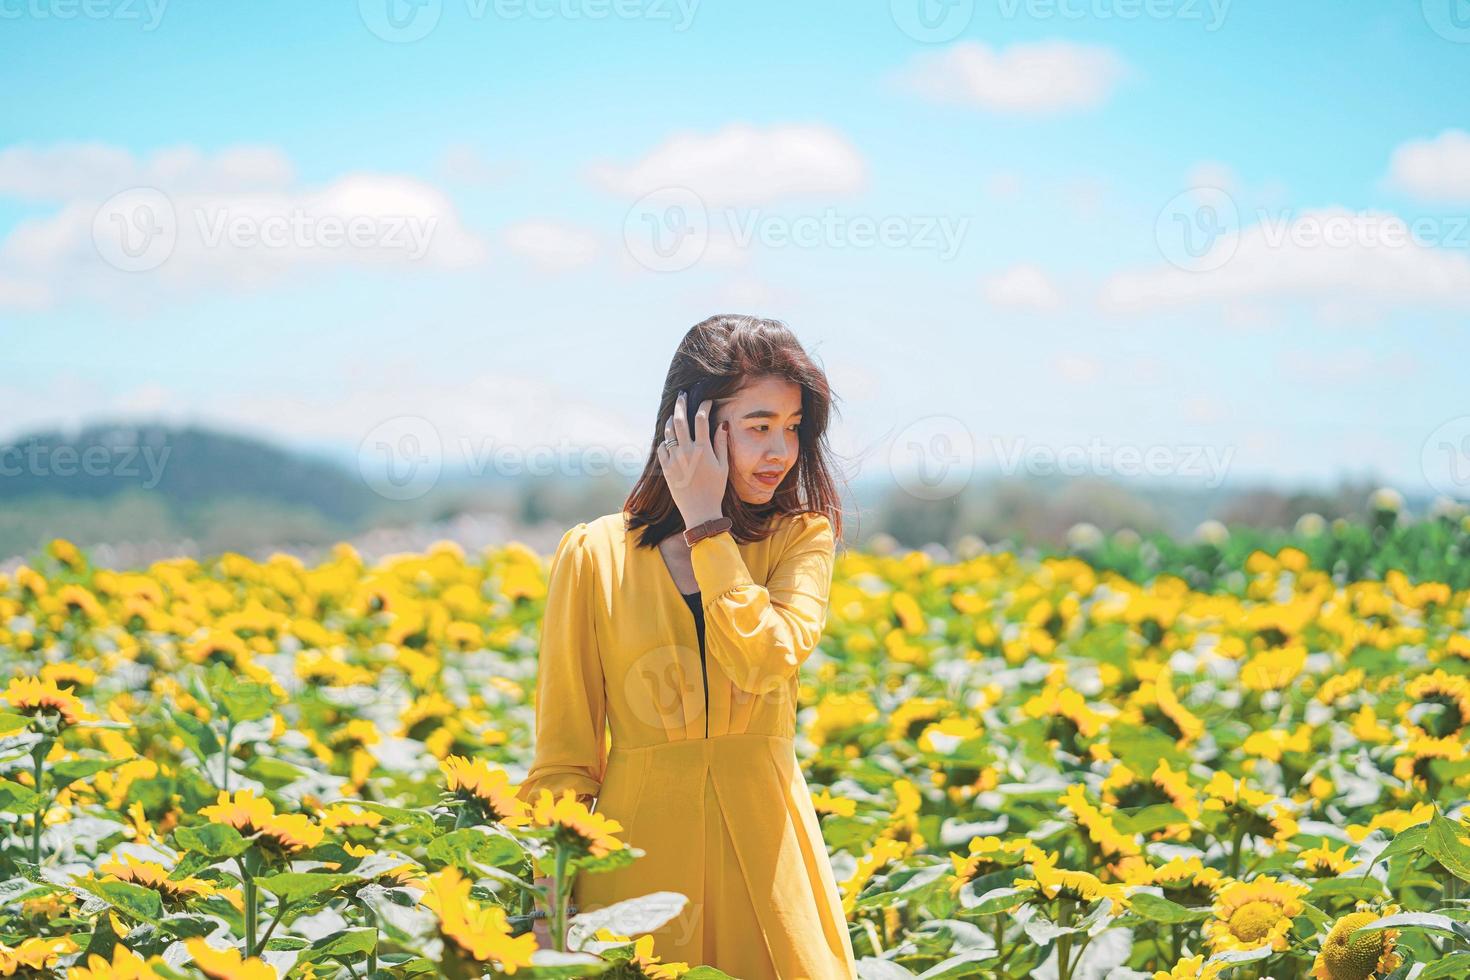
[893,40,1129,113]
[1385,129,1470,202]
[438,144,519,186]
[0,143,489,311]
[1098,207,1470,317]
[585,122,866,207]
[1279,348,1419,383]
[1185,160,1239,194]
[981,263,1064,311]
[1055,354,1101,383]
[0,143,294,201]
[502,220,600,272]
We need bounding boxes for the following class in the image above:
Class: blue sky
[3,0,1468,500]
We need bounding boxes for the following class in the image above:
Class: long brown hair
[624,314,846,549]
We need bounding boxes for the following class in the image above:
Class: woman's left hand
[656,389,728,528]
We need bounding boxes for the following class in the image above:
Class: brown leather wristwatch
[683,516,733,548]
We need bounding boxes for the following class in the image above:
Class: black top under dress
[680,589,709,738]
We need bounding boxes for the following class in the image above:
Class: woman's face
[713,375,804,505]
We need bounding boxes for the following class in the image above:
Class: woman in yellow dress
[515,314,858,979]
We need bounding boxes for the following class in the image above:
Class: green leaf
[426,829,524,871]
[304,928,378,961]
[1112,804,1189,835]
[0,779,44,814]
[1129,892,1211,924]
[1371,826,1428,867]
[1421,952,1470,979]
[173,823,250,858]
[1426,811,1470,883]
[1358,912,1470,942]
[166,707,220,762]
[241,755,310,789]
[1308,877,1388,902]
[77,878,164,925]
[49,758,124,793]
[0,877,60,905]
[967,886,1028,915]
[255,872,359,904]
[264,937,311,951]
[0,712,30,735]
[207,663,279,723]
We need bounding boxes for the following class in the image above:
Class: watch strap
[683,517,733,548]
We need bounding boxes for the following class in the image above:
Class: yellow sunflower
[421,866,538,972]
[199,789,323,855]
[441,755,527,824]
[70,944,170,979]
[98,854,217,905]
[1298,843,1360,877]
[528,787,625,857]
[1205,875,1310,952]
[3,677,96,729]
[1153,954,1223,979]
[0,935,79,974]
[1014,850,1131,910]
[1311,906,1401,980]
[185,938,278,980]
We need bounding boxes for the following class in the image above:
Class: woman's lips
[753,471,782,486]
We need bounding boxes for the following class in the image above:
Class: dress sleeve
[515,522,606,808]
[688,512,836,695]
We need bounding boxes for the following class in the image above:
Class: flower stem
[1226,824,1248,879]
[237,857,257,956]
[1058,898,1074,980]
[30,745,45,866]
[552,844,569,953]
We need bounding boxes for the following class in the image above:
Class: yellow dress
[515,508,858,980]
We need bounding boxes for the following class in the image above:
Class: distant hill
[0,423,383,563]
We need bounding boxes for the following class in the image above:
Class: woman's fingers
[693,397,712,449]
[671,390,690,445]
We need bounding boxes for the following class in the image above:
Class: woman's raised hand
[656,389,729,528]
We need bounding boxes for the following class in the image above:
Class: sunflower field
[3,507,1470,980]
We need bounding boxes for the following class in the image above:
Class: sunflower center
[1321,912,1385,980]
[1227,901,1282,943]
